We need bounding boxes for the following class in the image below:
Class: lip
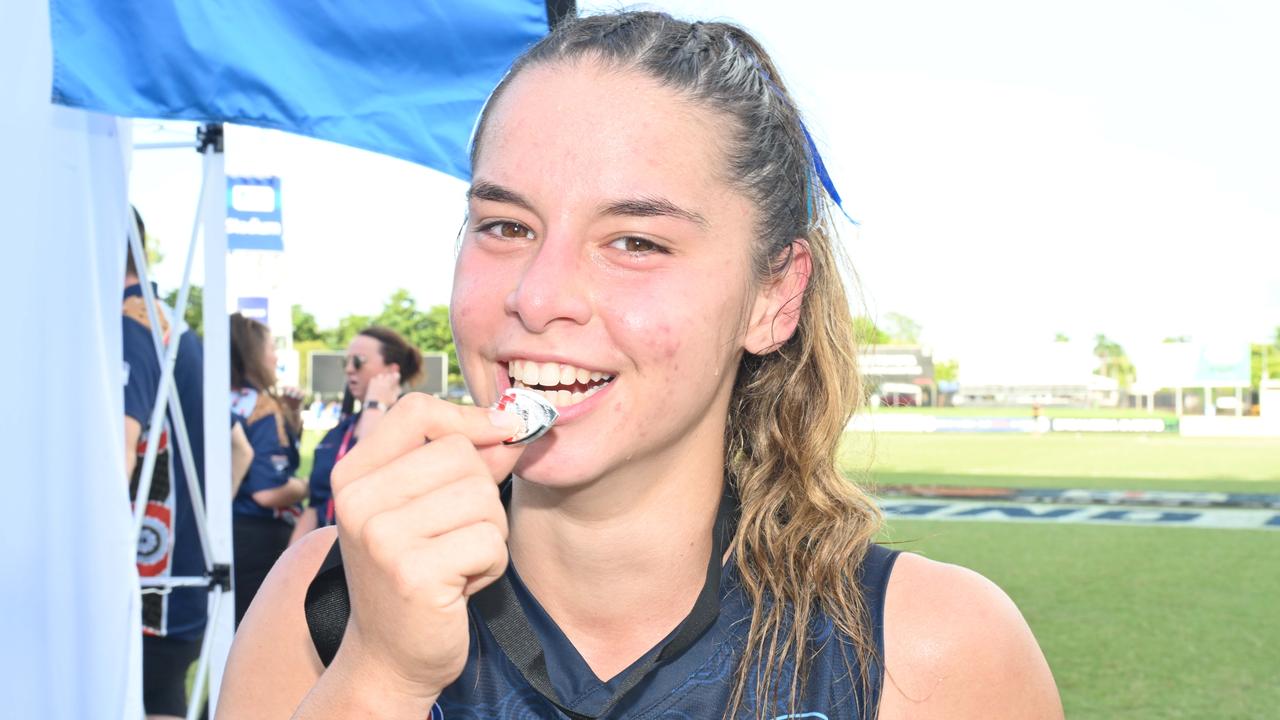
[495,351,616,377]
[493,360,617,426]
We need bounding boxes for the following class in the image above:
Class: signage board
[227,176,283,251]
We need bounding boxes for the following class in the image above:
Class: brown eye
[499,222,533,239]
[610,236,665,254]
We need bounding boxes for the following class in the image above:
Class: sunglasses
[345,354,367,371]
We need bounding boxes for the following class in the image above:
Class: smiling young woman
[216,11,1062,720]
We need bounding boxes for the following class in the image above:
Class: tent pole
[199,123,235,711]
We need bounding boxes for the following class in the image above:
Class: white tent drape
[0,0,143,717]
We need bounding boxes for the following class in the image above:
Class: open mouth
[506,359,614,408]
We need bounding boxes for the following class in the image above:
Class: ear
[744,240,812,355]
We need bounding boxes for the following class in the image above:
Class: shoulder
[218,526,336,716]
[876,552,1062,720]
[249,392,283,425]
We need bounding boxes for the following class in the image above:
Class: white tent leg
[200,127,235,712]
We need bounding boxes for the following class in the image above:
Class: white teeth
[504,358,615,395]
[538,362,559,386]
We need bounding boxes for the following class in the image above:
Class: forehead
[474,59,734,210]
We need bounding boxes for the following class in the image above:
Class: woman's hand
[364,370,402,407]
[280,386,304,411]
[328,393,525,709]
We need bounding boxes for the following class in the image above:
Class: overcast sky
[131,0,1280,361]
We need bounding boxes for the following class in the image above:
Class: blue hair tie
[799,119,858,227]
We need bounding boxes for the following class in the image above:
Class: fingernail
[488,408,523,435]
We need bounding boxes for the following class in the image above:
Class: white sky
[131,0,1280,362]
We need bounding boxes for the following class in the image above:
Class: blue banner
[50,0,554,180]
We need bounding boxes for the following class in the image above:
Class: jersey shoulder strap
[304,537,349,667]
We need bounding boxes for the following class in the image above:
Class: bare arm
[230,421,254,497]
[124,417,142,479]
[877,553,1063,719]
[251,477,308,509]
[289,505,319,546]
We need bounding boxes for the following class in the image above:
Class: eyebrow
[469,180,707,228]
[467,180,535,213]
[601,196,708,227]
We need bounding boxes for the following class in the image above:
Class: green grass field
[871,405,1179,420]
[851,431,1280,719]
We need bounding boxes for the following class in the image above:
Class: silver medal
[494,387,559,446]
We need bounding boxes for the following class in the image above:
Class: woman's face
[345,334,389,401]
[452,60,766,487]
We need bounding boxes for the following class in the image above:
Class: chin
[511,430,615,489]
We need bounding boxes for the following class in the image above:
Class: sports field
[846,431,1280,720]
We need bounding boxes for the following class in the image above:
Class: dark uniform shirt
[122,283,206,641]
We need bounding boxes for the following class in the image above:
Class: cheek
[603,278,741,379]
[450,248,506,345]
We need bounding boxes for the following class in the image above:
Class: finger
[393,522,509,606]
[351,476,508,565]
[335,435,492,526]
[334,393,523,493]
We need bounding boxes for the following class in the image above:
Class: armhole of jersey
[304,537,349,667]
[861,543,901,717]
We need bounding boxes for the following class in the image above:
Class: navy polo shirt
[230,388,301,522]
[122,283,206,641]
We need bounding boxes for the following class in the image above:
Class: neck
[507,431,725,680]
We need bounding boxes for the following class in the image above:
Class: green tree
[853,316,889,345]
[883,312,922,344]
[1250,327,1280,388]
[1093,333,1136,389]
[1163,336,1191,343]
[321,313,373,349]
[163,285,203,337]
[1054,332,1070,343]
[935,359,959,382]
[372,289,461,385]
[292,304,321,343]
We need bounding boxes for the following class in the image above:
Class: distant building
[955,342,1116,407]
[860,345,937,406]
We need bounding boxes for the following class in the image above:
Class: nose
[505,233,592,332]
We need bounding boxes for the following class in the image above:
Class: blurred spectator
[121,206,206,720]
[228,313,305,627]
[289,327,422,544]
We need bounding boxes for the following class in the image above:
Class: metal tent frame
[128,122,234,718]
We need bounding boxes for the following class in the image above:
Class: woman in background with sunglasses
[291,326,422,544]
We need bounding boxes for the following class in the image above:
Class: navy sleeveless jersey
[310,543,899,719]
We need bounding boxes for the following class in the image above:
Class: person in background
[289,326,423,544]
[229,313,306,627]
[231,416,254,497]
[121,207,207,720]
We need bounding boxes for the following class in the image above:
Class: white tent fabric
[0,0,144,717]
